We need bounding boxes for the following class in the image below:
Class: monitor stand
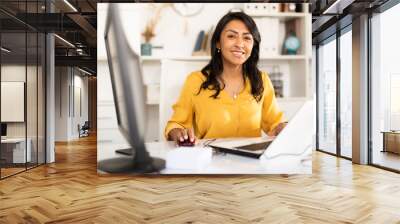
[98,147,165,174]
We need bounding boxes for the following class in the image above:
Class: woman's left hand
[269,122,288,136]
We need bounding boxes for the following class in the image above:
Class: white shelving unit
[139,4,311,141]
[142,55,308,61]
[97,3,312,142]
[142,58,310,102]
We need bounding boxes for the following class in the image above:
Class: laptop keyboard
[236,141,272,151]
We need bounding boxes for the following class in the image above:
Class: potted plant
[141,20,156,56]
[141,4,169,56]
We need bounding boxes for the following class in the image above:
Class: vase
[141,43,152,56]
[284,32,300,55]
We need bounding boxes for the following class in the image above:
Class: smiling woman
[165,11,287,145]
[218,20,255,71]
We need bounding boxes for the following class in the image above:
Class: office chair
[79,121,90,138]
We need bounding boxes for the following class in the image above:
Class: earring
[217,48,221,53]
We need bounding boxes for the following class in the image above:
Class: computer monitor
[1,123,7,138]
[98,4,165,173]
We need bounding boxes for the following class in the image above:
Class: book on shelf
[192,26,214,56]
[193,30,205,52]
[269,66,284,97]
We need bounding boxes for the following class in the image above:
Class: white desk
[98,100,314,174]
[1,138,31,163]
[97,130,312,174]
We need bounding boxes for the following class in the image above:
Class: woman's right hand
[167,128,196,145]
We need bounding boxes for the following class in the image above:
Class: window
[0,1,46,179]
[339,29,352,158]
[371,2,400,171]
[317,37,337,155]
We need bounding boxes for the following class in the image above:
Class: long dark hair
[199,11,264,102]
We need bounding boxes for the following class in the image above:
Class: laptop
[208,137,274,158]
[209,100,314,159]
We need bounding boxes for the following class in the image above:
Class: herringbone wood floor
[1,134,400,223]
[1,167,25,177]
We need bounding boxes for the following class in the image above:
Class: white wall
[54,67,89,141]
[55,67,69,141]
[97,3,237,59]
[1,64,45,163]
[1,65,26,81]
[97,3,310,142]
[1,65,27,138]
[72,73,89,137]
[98,3,141,59]
[1,82,25,122]
[97,3,237,142]
[149,4,237,57]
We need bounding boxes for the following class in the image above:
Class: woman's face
[217,19,254,66]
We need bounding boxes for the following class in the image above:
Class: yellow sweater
[164,71,284,139]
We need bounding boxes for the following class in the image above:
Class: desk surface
[97,131,312,174]
[97,100,314,174]
[1,138,27,143]
[381,131,400,134]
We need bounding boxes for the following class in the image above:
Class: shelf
[141,56,163,61]
[141,56,211,62]
[146,99,160,105]
[141,55,308,62]
[146,97,308,105]
[250,12,307,21]
[276,97,308,102]
[260,55,308,60]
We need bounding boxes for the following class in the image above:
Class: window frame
[315,24,352,161]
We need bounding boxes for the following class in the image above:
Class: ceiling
[0,0,97,74]
[311,0,391,44]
